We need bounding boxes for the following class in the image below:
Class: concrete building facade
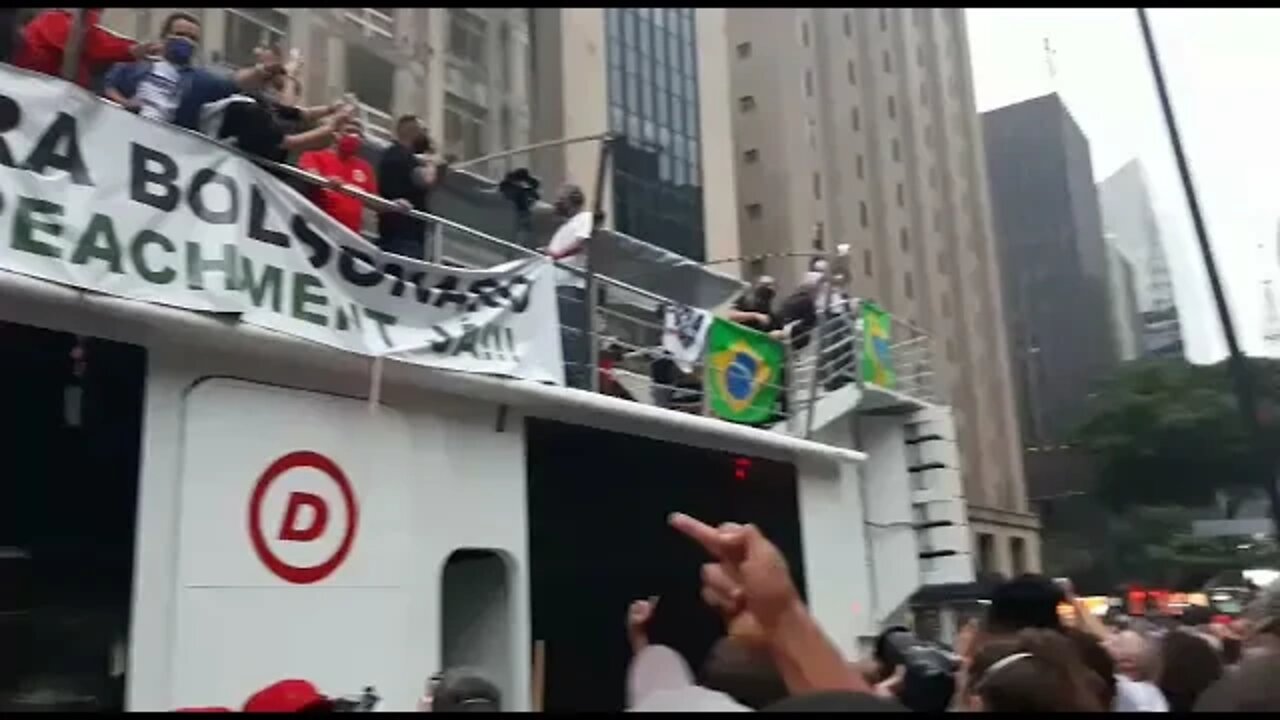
[101,8,533,158]
[100,8,740,265]
[982,94,1118,450]
[724,8,1038,576]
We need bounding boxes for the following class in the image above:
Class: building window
[929,166,938,188]
[917,44,926,66]
[343,7,395,40]
[896,183,904,207]
[883,49,892,73]
[947,338,957,362]
[851,106,861,131]
[904,271,913,298]
[737,41,752,59]
[801,19,810,47]
[879,9,889,32]
[892,138,901,162]
[843,12,852,37]
[498,20,512,92]
[888,95,897,119]
[900,227,910,252]
[856,153,864,179]
[938,250,948,273]
[743,148,759,164]
[499,104,513,152]
[1011,537,1027,575]
[739,95,757,112]
[934,209,942,232]
[447,9,488,68]
[813,172,822,200]
[921,83,929,105]
[864,248,873,276]
[223,9,289,69]
[345,41,395,112]
[746,202,763,219]
[977,532,998,571]
[941,292,951,317]
[443,91,488,159]
[847,59,856,85]
[804,69,814,97]
[859,201,868,228]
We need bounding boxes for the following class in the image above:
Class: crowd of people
[7,9,452,262]
[616,515,1280,713]
[189,516,1278,713]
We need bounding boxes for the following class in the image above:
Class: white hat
[626,645,750,713]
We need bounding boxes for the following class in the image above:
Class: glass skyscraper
[604,8,705,260]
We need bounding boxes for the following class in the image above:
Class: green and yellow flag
[860,300,895,389]
[704,318,784,424]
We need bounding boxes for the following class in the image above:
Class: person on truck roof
[103,12,283,131]
[14,8,157,90]
[299,117,379,234]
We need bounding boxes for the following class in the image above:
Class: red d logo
[247,451,358,584]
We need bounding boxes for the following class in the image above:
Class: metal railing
[11,15,939,435]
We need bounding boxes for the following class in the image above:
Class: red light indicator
[733,457,752,481]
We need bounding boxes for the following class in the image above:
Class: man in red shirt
[14,8,156,90]
[299,118,378,235]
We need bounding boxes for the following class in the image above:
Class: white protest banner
[0,66,564,385]
[661,303,711,373]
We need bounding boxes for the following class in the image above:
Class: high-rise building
[1097,159,1183,359]
[982,93,1118,448]
[725,8,1038,574]
[527,8,741,265]
[1104,244,1144,362]
[1098,160,1175,314]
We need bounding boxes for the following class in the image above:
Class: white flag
[662,304,711,373]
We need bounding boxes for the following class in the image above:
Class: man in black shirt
[377,114,444,260]
[727,275,777,333]
[772,272,821,351]
[200,68,349,195]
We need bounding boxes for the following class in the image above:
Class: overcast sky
[966,8,1280,364]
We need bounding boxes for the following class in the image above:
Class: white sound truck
[0,63,972,712]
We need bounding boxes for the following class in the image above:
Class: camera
[875,626,960,713]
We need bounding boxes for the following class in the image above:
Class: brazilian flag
[860,300,895,389]
[705,318,784,423]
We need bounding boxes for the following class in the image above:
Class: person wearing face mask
[14,8,158,90]
[299,118,379,234]
[104,12,285,130]
[376,115,449,260]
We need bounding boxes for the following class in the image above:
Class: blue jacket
[104,60,239,131]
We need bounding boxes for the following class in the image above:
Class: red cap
[1211,614,1233,625]
[175,707,233,713]
[243,679,332,713]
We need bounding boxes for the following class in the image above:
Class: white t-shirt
[134,60,183,123]
[1113,676,1169,712]
[547,210,594,288]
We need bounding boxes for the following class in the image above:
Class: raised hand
[668,512,800,629]
[627,596,660,632]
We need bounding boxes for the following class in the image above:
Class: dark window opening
[526,419,805,712]
[0,323,146,711]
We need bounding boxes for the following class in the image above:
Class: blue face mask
[164,37,196,66]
